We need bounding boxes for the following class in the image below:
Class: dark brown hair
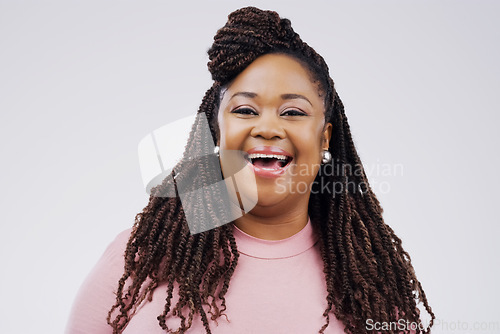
[107,6,434,333]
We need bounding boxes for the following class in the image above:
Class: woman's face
[217,53,332,212]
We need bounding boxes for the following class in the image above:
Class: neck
[234,202,309,240]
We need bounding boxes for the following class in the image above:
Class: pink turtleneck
[66,219,346,333]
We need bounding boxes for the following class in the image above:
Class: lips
[244,146,293,178]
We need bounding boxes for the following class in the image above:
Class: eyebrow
[229,92,312,106]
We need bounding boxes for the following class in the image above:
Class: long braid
[108,6,434,333]
[107,80,238,333]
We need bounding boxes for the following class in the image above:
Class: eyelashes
[231,107,258,115]
[231,107,308,116]
[281,109,307,116]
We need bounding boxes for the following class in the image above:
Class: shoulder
[65,228,134,334]
[102,228,133,259]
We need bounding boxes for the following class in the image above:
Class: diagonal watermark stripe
[138,113,257,234]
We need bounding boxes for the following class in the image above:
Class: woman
[66,6,434,334]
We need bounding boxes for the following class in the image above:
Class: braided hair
[107,6,435,334]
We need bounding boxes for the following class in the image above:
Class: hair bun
[207,6,300,84]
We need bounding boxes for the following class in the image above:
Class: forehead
[223,53,322,101]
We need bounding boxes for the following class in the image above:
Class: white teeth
[248,153,289,160]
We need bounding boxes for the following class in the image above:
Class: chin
[255,188,290,207]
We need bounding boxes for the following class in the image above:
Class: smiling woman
[66,6,434,334]
[217,53,332,239]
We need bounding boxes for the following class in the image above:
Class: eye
[231,107,258,115]
[281,109,307,116]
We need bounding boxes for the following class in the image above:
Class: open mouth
[245,153,293,170]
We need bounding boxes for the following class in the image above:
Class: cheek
[291,124,324,158]
[218,119,250,148]
[294,123,326,178]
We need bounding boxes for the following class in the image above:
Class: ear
[322,122,333,150]
[212,108,221,145]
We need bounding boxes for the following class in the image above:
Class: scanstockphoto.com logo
[274,159,404,196]
[365,319,427,332]
[366,318,500,332]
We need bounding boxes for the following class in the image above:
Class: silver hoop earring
[214,145,220,157]
[322,150,332,164]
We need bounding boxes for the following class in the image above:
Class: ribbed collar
[232,218,319,260]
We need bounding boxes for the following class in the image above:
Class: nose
[250,112,286,140]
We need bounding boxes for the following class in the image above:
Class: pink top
[66,219,347,333]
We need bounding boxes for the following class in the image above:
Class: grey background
[1,0,498,333]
